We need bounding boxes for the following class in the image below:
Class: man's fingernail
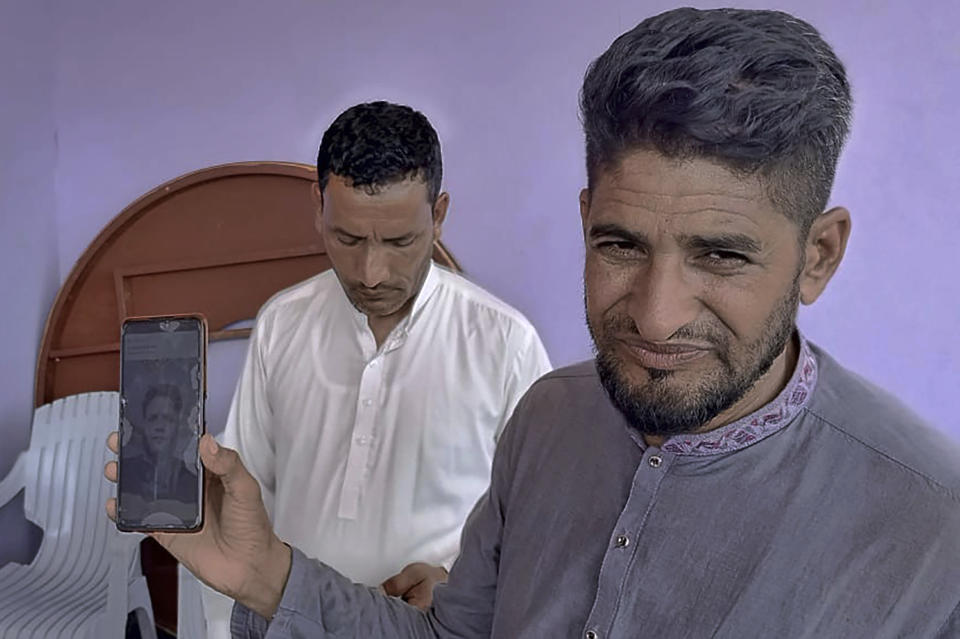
[209,438,219,453]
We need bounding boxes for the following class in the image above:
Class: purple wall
[0,0,59,565]
[3,0,958,565]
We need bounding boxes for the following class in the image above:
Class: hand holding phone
[111,315,290,617]
[105,432,292,619]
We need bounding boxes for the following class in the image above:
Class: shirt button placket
[360,359,381,471]
[337,356,381,519]
[584,449,668,639]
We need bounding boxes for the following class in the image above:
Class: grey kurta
[233,337,960,638]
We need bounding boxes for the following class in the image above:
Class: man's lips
[616,338,712,370]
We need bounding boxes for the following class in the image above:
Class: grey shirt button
[585,631,599,639]
[615,534,630,548]
[648,454,663,468]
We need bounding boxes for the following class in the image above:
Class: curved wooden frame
[34,161,462,407]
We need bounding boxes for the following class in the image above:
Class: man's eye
[597,241,639,256]
[391,238,415,248]
[702,251,749,267]
[338,236,360,246]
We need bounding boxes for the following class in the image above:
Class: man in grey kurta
[104,7,960,638]
[229,335,960,637]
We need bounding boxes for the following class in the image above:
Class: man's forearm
[232,547,448,638]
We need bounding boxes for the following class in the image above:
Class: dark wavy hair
[316,101,443,203]
[580,8,852,234]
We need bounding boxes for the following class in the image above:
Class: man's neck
[642,333,801,448]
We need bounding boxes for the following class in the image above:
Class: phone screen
[117,316,205,531]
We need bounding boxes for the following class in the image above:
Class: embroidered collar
[657,333,818,456]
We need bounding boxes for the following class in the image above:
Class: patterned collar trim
[659,334,818,456]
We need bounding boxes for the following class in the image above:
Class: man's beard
[587,277,800,438]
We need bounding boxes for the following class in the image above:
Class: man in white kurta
[224,261,550,580]
[196,101,551,636]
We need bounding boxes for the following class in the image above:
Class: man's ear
[311,183,325,239]
[432,192,450,241]
[799,206,851,305]
[579,188,591,233]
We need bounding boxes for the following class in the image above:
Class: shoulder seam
[258,272,329,317]
[934,599,960,636]
[436,269,536,328]
[804,407,960,505]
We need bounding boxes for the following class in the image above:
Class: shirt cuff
[230,546,322,638]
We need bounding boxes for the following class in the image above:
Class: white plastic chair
[0,392,157,639]
[178,563,207,638]
[179,563,239,639]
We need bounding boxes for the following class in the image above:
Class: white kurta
[199,263,551,636]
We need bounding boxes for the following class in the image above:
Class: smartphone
[117,314,206,532]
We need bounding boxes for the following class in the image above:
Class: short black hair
[316,101,443,203]
[580,8,852,234]
[143,384,182,419]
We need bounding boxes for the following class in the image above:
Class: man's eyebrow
[681,233,763,254]
[588,223,650,247]
[383,232,417,242]
[331,226,364,240]
[589,224,762,254]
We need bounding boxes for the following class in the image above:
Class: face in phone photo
[143,384,182,460]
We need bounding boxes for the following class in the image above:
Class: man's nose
[625,256,700,342]
[359,247,389,288]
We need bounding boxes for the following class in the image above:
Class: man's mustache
[600,313,729,348]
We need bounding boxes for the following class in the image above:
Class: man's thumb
[199,435,258,497]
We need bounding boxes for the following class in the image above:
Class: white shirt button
[362,399,373,407]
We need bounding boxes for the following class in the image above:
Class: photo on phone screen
[117,315,206,532]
